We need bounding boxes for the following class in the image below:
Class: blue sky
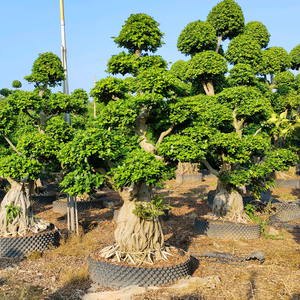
[1,0,299,97]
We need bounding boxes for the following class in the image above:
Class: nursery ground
[0,177,300,300]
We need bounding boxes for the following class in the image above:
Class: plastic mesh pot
[53,199,104,213]
[270,201,300,223]
[0,230,59,258]
[88,253,191,288]
[194,218,261,240]
[30,194,56,204]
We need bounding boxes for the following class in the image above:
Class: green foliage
[133,195,172,221]
[227,63,256,86]
[0,88,12,97]
[110,149,169,188]
[90,77,127,104]
[5,202,21,224]
[259,47,291,76]
[206,0,244,40]
[177,20,217,56]
[274,71,295,89]
[170,60,190,83]
[0,153,42,181]
[289,44,300,71]
[216,86,272,120]
[24,52,65,88]
[12,80,22,89]
[107,52,167,76]
[243,21,270,49]
[226,34,262,69]
[185,51,227,80]
[113,13,164,54]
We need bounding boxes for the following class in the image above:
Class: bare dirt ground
[0,177,300,300]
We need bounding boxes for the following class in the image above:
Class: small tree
[0,53,88,236]
[12,80,22,89]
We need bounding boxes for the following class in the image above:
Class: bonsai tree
[0,52,88,236]
[12,80,22,89]
[206,0,245,53]
[59,14,183,264]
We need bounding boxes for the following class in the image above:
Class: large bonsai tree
[0,52,88,236]
[59,14,184,263]
[164,0,298,221]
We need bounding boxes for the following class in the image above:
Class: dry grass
[1,179,300,299]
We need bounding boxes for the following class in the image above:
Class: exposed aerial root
[205,212,252,224]
[99,244,175,266]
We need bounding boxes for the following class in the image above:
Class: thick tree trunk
[213,181,244,221]
[0,180,32,236]
[114,182,164,255]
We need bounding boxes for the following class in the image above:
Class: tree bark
[212,181,244,220]
[0,180,32,236]
[114,182,164,254]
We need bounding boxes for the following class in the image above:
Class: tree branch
[232,108,244,138]
[156,124,174,146]
[46,113,59,122]
[200,159,219,176]
[94,167,113,185]
[126,124,140,135]
[23,109,40,121]
[202,81,210,95]
[253,127,262,137]
[215,35,223,53]
[3,134,24,156]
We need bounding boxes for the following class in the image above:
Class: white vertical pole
[60,0,71,126]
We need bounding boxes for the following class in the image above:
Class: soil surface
[0,177,300,300]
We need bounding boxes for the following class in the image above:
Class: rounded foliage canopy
[289,44,300,71]
[259,47,291,76]
[185,51,227,80]
[243,21,270,49]
[227,63,256,86]
[113,13,164,54]
[12,80,22,89]
[177,20,217,56]
[170,60,188,81]
[24,52,65,87]
[226,34,262,69]
[206,0,244,40]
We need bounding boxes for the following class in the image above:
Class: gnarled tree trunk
[0,179,32,236]
[114,182,164,255]
[213,181,244,221]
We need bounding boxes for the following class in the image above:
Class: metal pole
[67,194,70,231]
[75,196,79,236]
[59,0,71,126]
[69,196,75,232]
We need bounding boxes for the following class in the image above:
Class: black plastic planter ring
[88,252,191,288]
[0,230,60,258]
[194,218,261,240]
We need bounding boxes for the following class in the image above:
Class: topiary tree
[0,52,88,236]
[243,21,270,49]
[59,13,186,264]
[206,0,244,53]
[12,80,22,89]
